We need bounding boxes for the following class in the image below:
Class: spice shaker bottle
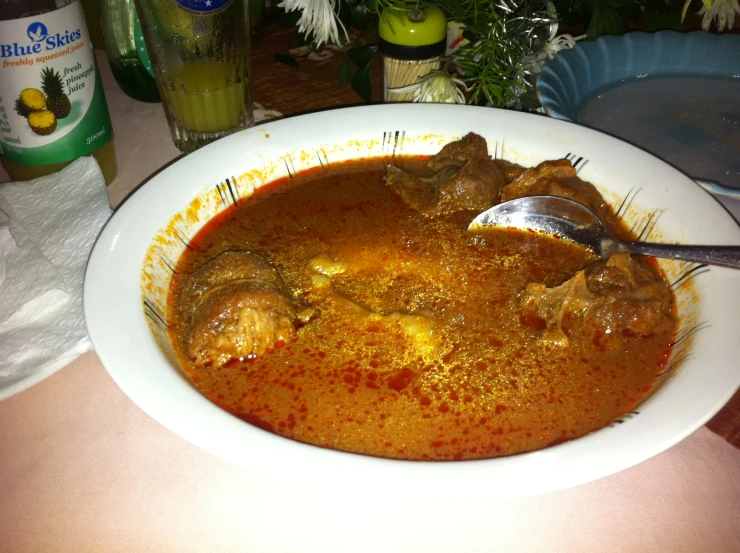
[378,4,447,102]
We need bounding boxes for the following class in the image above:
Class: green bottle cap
[378,5,447,60]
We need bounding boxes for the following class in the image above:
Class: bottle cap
[378,5,447,60]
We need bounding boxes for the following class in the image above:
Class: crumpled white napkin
[0,157,112,387]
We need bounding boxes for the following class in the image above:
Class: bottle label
[175,0,233,16]
[0,1,113,166]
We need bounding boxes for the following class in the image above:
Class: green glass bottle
[100,0,160,103]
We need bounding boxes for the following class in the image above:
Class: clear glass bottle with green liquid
[100,0,160,103]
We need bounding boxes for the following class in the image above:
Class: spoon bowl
[469,196,740,269]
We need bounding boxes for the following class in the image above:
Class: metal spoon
[468,195,740,269]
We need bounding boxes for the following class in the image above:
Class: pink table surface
[1,353,739,552]
[1,53,740,552]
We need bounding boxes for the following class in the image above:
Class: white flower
[699,0,740,31]
[683,0,740,31]
[521,33,583,75]
[389,69,467,104]
[279,0,348,47]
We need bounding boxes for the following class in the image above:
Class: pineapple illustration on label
[27,110,57,135]
[0,1,113,166]
[14,89,56,136]
[41,67,72,120]
[14,68,73,136]
[16,88,46,114]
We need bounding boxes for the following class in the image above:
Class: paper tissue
[0,157,112,399]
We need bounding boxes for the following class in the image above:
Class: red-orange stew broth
[168,158,676,461]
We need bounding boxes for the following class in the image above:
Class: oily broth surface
[169,159,674,461]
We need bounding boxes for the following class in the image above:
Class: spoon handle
[614,241,740,269]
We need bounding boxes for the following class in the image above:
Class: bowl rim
[537,30,740,122]
[84,103,740,499]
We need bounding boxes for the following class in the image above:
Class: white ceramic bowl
[84,104,740,499]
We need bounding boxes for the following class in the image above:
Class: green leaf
[644,11,683,31]
[559,11,586,27]
[569,0,591,13]
[588,2,625,38]
[351,61,373,102]
[435,0,463,16]
[276,10,301,28]
[347,44,377,102]
[518,88,541,111]
[348,44,378,68]
[361,21,378,40]
[351,4,368,30]
[461,29,477,42]
[337,1,353,32]
[274,54,299,68]
[619,3,644,24]
[339,58,354,86]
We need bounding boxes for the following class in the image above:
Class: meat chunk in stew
[385,133,508,217]
[182,251,302,368]
[428,132,489,171]
[427,131,525,184]
[520,253,674,346]
[494,159,526,183]
[501,159,622,235]
[182,250,289,304]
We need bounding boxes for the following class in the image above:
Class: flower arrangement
[682,0,740,31]
[275,0,737,107]
[280,0,349,47]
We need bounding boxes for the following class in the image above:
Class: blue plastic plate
[537,31,740,199]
